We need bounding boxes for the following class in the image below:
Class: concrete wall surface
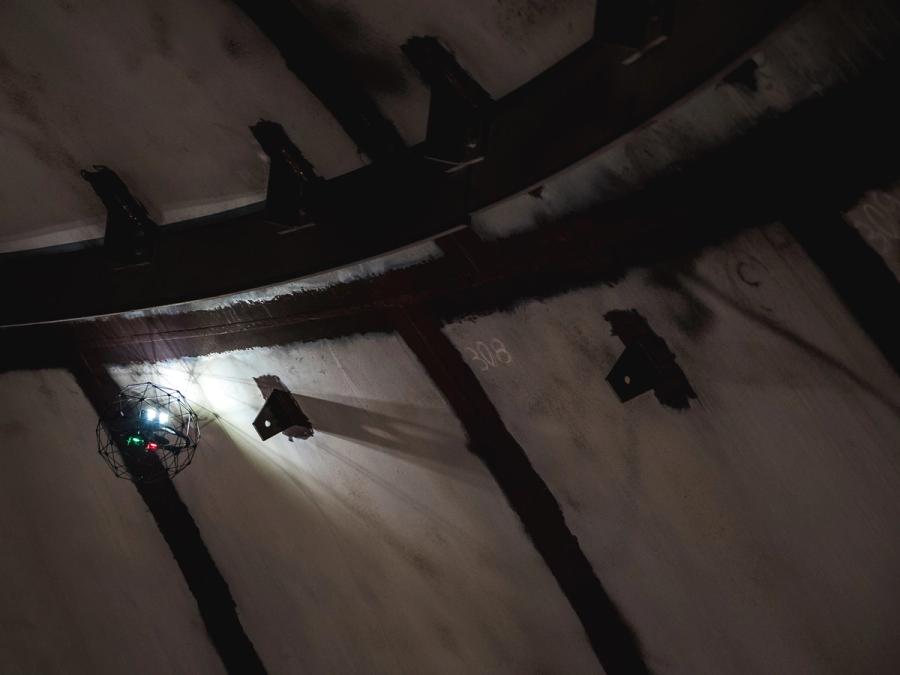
[443,223,900,675]
[108,334,601,674]
[0,369,224,674]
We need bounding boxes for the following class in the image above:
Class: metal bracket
[251,120,323,230]
[606,341,661,402]
[81,165,157,267]
[402,36,493,172]
[605,309,697,408]
[252,389,313,441]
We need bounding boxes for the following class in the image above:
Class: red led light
[146,442,158,452]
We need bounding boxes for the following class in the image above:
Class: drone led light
[97,382,200,483]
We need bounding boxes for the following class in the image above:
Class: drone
[96,382,199,482]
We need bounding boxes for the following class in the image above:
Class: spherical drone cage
[96,382,200,482]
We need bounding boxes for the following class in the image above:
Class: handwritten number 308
[465,339,513,371]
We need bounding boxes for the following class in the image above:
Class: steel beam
[231,0,405,161]
[0,0,806,325]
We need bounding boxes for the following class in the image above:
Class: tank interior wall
[1,220,898,674]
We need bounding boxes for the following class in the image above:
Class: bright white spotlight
[144,408,157,421]
[157,411,169,425]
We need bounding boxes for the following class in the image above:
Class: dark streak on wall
[230,0,405,160]
[70,354,267,675]
[394,307,650,674]
[784,209,900,375]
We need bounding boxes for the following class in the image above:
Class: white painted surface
[0,369,224,674]
[444,224,900,674]
[110,333,602,674]
[0,0,362,253]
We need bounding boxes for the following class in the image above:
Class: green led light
[126,435,144,447]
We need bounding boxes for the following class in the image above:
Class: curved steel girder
[5,50,900,374]
[0,0,803,325]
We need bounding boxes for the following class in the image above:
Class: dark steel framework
[2,50,899,379]
[0,0,805,325]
